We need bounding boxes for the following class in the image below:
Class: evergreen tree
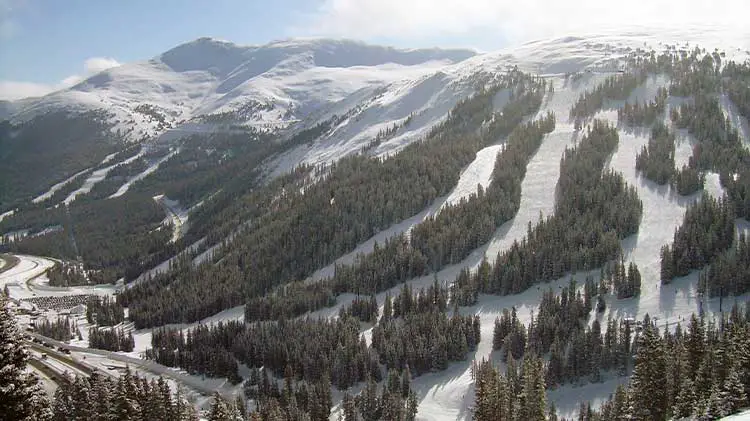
[0,295,52,421]
[629,316,667,421]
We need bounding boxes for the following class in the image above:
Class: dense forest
[122,70,550,327]
[475,304,750,421]
[147,282,477,394]
[569,71,648,123]
[571,307,750,421]
[634,122,676,185]
[33,317,74,342]
[4,193,175,283]
[453,120,642,304]
[492,278,638,388]
[660,194,736,282]
[86,295,125,326]
[617,86,668,127]
[47,262,88,287]
[0,110,123,211]
[88,326,134,352]
[698,232,750,297]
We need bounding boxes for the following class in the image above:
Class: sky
[0,0,747,101]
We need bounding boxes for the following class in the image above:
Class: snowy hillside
[4,38,475,142]
[4,26,750,421]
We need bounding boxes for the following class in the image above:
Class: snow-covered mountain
[4,38,476,141]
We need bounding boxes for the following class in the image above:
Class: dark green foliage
[673,164,705,195]
[147,316,379,390]
[472,355,547,421]
[618,87,668,127]
[634,122,676,185]
[86,295,125,326]
[330,234,429,295]
[699,232,750,296]
[0,295,51,421]
[47,261,88,287]
[340,295,379,323]
[491,279,634,388]
[578,305,750,421]
[570,72,647,121]
[371,283,478,375]
[492,307,527,361]
[671,94,747,176]
[410,112,556,269]
[454,120,642,303]
[88,327,134,352]
[146,325,242,385]
[244,281,336,323]
[601,256,642,299]
[351,369,418,421]
[245,368,334,421]
[52,370,198,421]
[669,50,721,97]
[6,194,174,283]
[124,71,548,327]
[660,194,735,282]
[723,166,750,220]
[33,317,73,342]
[723,61,750,121]
[0,110,122,210]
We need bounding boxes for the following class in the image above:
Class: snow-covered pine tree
[628,315,667,421]
[0,295,51,421]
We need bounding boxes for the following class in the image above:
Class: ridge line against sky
[0,0,747,101]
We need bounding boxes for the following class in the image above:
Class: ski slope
[6,28,750,420]
[64,149,145,204]
[32,168,91,204]
[109,148,179,198]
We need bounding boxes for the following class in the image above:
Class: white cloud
[84,57,120,74]
[0,56,120,101]
[0,80,53,100]
[300,0,748,46]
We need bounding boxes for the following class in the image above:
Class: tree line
[634,121,676,185]
[576,307,750,421]
[86,295,125,326]
[88,326,134,352]
[122,70,549,328]
[453,120,642,304]
[660,193,736,282]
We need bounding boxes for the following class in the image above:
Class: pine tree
[0,295,52,421]
[672,377,696,418]
[629,317,667,421]
[208,392,233,421]
[722,365,748,413]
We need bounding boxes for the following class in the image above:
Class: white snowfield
[6,38,475,144]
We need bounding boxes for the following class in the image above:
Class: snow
[8,39,474,144]
[64,149,145,205]
[720,409,750,420]
[152,194,190,242]
[0,255,117,301]
[4,28,750,420]
[0,209,14,223]
[720,93,750,147]
[320,72,747,420]
[32,168,90,204]
[108,148,179,198]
